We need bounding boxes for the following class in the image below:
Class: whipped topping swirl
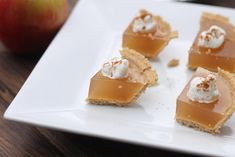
[132,14,157,33]
[187,74,219,103]
[198,25,226,49]
[101,57,129,79]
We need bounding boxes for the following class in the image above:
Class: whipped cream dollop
[101,57,129,79]
[198,25,226,49]
[187,74,219,103]
[132,14,157,33]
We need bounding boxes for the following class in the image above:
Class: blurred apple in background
[0,0,69,54]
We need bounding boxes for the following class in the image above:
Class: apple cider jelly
[122,9,178,59]
[87,48,157,106]
[176,67,235,134]
[188,12,235,72]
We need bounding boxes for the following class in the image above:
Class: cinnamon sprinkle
[196,74,215,91]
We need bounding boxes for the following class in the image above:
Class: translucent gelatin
[88,71,144,104]
[122,10,177,59]
[188,12,235,72]
[176,68,234,133]
[87,48,157,106]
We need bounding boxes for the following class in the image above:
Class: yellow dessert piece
[122,9,178,59]
[88,72,145,105]
[168,58,179,67]
[87,48,157,106]
[176,67,235,134]
[188,12,235,72]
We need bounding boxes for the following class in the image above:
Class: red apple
[0,0,69,54]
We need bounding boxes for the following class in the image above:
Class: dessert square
[188,12,235,72]
[176,67,235,134]
[122,10,178,59]
[87,48,157,106]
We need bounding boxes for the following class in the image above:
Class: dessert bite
[122,9,178,59]
[188,12,235,72]
[176,67,235,134]
[87,48,157,106]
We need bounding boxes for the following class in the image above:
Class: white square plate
[4,0,235,156]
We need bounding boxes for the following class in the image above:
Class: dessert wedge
[87,48,157,106]
[188,12,235,72]
[176,67,235,134]
[122,9,178,59]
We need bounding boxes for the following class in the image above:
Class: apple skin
[0,0,69,54]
